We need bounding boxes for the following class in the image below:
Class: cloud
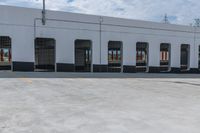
[0,0,199,25]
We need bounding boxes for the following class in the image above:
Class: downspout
[42,0,46,25]
[99,16,103,65]
[193,26,197,69]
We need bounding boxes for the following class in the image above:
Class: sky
[0,0,199,25]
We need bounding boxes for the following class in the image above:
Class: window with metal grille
[199,46,200,69]
[35,38,55,71]
[75,40,92,72]
[0,36,11,66]
[160,43,170,72]
[160,43,170,64]
[108,41,123,72]
[181,44,190,70]
[136,42,148,66]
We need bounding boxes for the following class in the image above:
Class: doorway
[160,43,171,72]
[75,40,92,72]
[136,42,149,72]
[180,44,190,71]
[108,41,123,72]
[35,38,56,72]
[198,46,200,70]
[0,36,12,70]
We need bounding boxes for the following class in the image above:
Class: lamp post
[42,0,46,25]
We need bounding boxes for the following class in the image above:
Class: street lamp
[42,0,46,25]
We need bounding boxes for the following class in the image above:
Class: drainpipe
[99,16,103,64]
[194,26,197,69]
[42,0,46,25]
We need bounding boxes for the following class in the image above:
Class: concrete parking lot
[0,72,200,133]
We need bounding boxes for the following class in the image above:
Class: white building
[0,5,200,73]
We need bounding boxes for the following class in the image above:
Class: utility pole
[194,18,200,27]
[42,0,46,25]
[163,14,170,24]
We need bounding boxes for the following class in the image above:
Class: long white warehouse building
[0,5,200,73]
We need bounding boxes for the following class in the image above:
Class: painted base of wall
[108,67,121,73]
[13,62,34,72]
[123,65,136,73]
[170,67,181,73]
[160,67,170,72]
[148,67,161,73]
[75,66,91,72]
[57,63,75,72]
[180,68,200,74]
[93,65,108,72]
[8,62,200,74]
[189,68,200,73]
[136,67,147,72]
[0,65,11,70]
[35,65,55,70]
[170,68,200,73]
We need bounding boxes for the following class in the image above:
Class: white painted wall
[0,5,200,70]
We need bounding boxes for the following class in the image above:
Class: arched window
[160,43,171,72]
[75,40,92,72]
[136,42,148,72]
[180,44,190,71]
[108,41,123,72]
[0,36,11,70]
[35,38,56,72]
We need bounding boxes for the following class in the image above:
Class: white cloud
[0,0,200,25]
